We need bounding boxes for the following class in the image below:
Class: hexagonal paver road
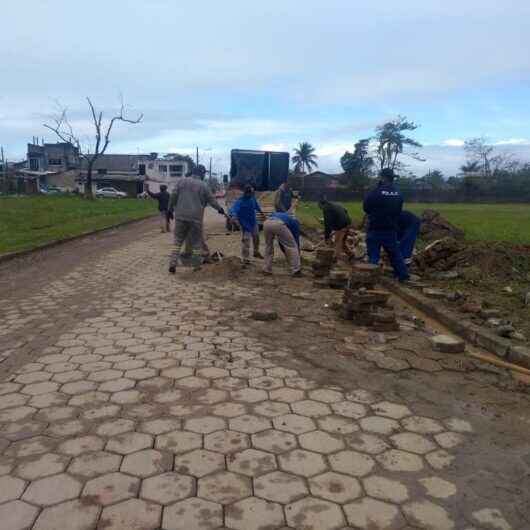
[0,214,519,530]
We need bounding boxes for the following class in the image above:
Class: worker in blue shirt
[263,212,302,277]
[363,168,409,281]
[397,210,421,265]
[229,185,264,265]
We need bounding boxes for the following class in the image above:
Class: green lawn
[297,202,530,245]
[0,195,157,255]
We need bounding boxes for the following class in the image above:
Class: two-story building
[27,142,80,172]
[140,153,193,192]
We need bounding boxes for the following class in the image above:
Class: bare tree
[464,137,494,178]
[44,97,143,198]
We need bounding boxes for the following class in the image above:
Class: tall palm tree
[292,142,318,174]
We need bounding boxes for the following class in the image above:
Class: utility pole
[209,157,212,180]
[196,147,199,167]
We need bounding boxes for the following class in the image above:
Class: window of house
[29,158,39,170]
[169,164,184,177]
[48,158,62,165]
[138,164,146,176]
[159,164,167,172]
[97,169,107,175]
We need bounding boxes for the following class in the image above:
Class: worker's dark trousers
[398,220,421,260]
[366,230,409,281]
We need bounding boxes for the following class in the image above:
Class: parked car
[96,187,127,198]
[40,185,63,194]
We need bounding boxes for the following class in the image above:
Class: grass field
[298,202,530,245]
[0,195,157,255]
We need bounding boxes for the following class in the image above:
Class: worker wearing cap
[262,212,302,277]
[229,184,264,266]
[318,198,352,260]
[363,168,409,281]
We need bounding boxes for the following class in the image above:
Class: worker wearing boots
[363,168,409,282]
[168,170,225,273]
[229,184,264,266]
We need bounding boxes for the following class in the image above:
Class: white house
[140,153,192,192]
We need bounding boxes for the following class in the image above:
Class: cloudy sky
[1,0,530,176]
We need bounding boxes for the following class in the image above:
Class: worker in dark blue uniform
[363,168,409,281]
[397,210,421,265]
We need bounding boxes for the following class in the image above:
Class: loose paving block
[431,334,465,354]
[226,496,285,530]
[443,417,474,433]
[23,473,82,505]
[0,474,26,503]
[99,498,161,530]
[204,430,249,454]
[162,498,222,530]
[0,500,39,530]
[82,472,140,505]
[254,470,308,503]
[228,448,277,477]
[310,472,362,503]
[141,472,195,504]
[435,431,466,449]
[426,449,455,470]
[174,449,225,477]
[121,448,172,477]
[344,497,405,530]
[32,499,100,530]
[68,450,122,478]
[419,477,457,499]
[364,475,409,503]
[391,432,437,455]
[278,449,328,477]
[15,452,69,480]
[286,496,345,530]
[198,470,252,504]
[273,414,316,434]
[107,431,153,454]
[376,449,424,472]
[472,508,512,530]
[403,500,455,530]
[155,430,202,454]
[329,450,375,477]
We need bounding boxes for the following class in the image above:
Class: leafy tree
[292,142,318,174]
[374,116,424,170]
[422,169,445,189]
[460,160,481,174]
[464,137,494,177]
[340,138,374,189]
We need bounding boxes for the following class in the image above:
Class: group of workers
[147,167,419,280]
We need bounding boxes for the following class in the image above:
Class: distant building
[289,171,343,192]
[27,142,80,172]
[139,153,193,193]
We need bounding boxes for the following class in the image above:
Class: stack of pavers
[341,263,399,331]
[312,248,335,278]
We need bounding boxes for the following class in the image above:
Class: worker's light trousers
[263,219,301,275]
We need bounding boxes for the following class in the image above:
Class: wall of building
[142,159,190,192]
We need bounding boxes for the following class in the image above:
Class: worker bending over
[318,198,352,260]
[363,168,409,282]
[229,185,264,266]
[168,170,225,273]
[397,210,421,265]
[262,212,302,277]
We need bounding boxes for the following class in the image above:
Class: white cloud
[442,139,465,147]
[495,138,530,145]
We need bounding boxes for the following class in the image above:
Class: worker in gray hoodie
[168,170,225,273]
